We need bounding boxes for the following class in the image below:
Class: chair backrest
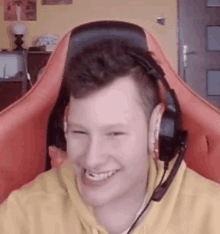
[146,32,220,183]
[0,20,219,204]
[0,32,70,203]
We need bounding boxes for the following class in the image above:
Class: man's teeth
[85,169,117,181]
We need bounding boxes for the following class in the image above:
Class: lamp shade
[10,22,27,35]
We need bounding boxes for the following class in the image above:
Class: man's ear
[48,146,67,168]
[148,103,165,159]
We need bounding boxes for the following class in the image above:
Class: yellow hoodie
[1,156,220,234]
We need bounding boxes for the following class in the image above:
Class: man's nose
[82,135,107,170]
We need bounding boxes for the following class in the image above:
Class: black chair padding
[68,20,148,57]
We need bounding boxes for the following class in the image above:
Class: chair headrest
[67,20,148,58]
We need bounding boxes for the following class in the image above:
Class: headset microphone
[152,130,188,201]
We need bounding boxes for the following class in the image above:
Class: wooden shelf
[0,78,23,82]
[27,51,51,54]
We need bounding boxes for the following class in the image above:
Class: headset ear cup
[148,103,165,160]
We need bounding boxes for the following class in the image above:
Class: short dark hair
[64,39,161,120]
[48,39,163,153]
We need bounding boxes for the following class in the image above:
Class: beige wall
[0,0,178,70]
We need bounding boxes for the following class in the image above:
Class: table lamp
[10,2,28,51]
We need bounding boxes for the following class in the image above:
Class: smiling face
[65,76,149,208]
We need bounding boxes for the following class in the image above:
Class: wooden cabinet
[27,51,51,86]
[0,80,23,111]
[0,51,51,111]
[0,51,27,111]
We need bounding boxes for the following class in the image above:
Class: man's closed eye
[108,132,125,136]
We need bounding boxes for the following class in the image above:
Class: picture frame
[4,0,37,21]
[42,0,72,5]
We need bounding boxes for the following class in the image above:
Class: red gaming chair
[0,21,219,204]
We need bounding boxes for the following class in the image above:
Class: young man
[62,39,160,234]
[1,24,220,234]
